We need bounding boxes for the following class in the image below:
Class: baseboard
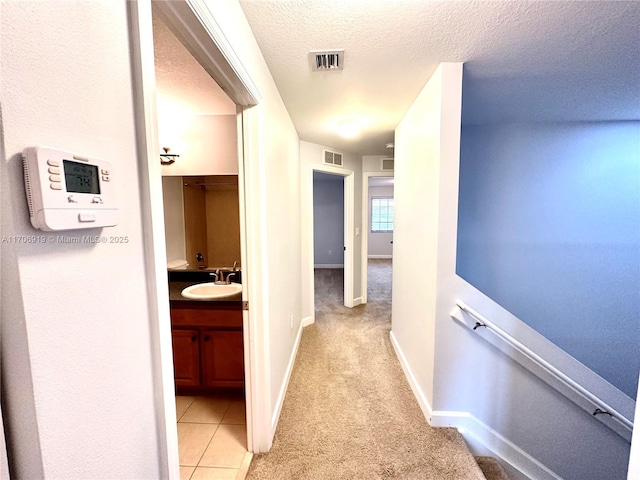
[367,255,392,259]
[302,316,314,327]
[389,331,434,420]
[431,411,561,480]
[352,297,363,306]
[314,264,344,269]
[271,317,306,434]
[390,330,560,480]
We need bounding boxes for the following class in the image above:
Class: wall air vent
[309,50,344,71]
[381,158,394,171]
[323,149,343,167]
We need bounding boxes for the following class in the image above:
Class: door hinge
[242,301,249,311]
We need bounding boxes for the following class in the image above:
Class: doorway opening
[313,172,346,308]
[309,165,355,315]
[130,0,270,476]
[361,173,394,304]
[152,8,250,476]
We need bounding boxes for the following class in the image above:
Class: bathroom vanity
[168,275,244,392]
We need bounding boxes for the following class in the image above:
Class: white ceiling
[153,14,235,116]
[239,0,640,155]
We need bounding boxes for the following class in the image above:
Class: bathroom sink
[181,282,242,300]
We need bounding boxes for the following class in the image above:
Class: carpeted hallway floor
[247,259,486,479]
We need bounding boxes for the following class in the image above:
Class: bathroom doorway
[152,9,250,478]
[130,1,271,476]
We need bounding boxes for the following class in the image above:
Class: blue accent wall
[313,172,345,265]
[457,122,640,398]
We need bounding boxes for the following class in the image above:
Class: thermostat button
[102,175,110,182]
[47,159,60,167]
[78,212,96,222]
[48,166,60,174]
[101,169,110,175]
[50,183,62,190]
[49,174,61,182]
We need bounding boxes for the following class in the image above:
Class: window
[371,197,394,232]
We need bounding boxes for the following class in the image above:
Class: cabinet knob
[191,335,197,342]
[204,335,210,342]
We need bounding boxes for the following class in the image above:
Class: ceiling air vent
[309,50,344,71]
[381,158,394,171]
[324,149,343,167]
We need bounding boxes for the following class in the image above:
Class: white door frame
[128,1,270,477]
[360,172,394,304]
[309,165,355,310]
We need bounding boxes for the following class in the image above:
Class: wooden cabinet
[172,329,200,387]
[202,330,244,386]
[170,302,244,392]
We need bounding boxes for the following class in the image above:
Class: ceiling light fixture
[336,118,361,138]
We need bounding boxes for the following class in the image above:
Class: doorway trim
[128,0,269,477]
[309,164,355,311]
[361,172,395,304]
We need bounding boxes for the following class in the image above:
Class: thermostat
[22,146,118,231]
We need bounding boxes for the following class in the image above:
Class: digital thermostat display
[22,146,118,231]
[63,160,100,194]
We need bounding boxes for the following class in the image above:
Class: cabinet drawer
[171,307,242,328]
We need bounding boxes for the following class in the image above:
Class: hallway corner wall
[391,61,631,480]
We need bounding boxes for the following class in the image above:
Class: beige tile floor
[176,393,252,480]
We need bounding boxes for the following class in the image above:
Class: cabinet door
[172,329,200,387]
[201,330,244,387]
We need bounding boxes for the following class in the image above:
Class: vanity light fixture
[160,147,179,166]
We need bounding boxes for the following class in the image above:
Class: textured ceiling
[239,0,640,155]
[153,14,235,116]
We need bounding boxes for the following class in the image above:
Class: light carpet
[247,260,486,479]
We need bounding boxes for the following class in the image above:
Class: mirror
[162,175,241,270]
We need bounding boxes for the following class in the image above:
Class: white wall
[313,173,345,267]
[300,140,363,318]
[367,185,394,257]
[392,63,632,480]
[363,154,393,173]
[160,114,238,176]
[392,65,446,408]
[162,176,187,263]
[200,0,303,444]
[1,2,160,478]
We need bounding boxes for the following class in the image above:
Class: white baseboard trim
[302,316,314,327]
[352,297,363,306]
[389,331,434,420]
[389,330,560,480]
[431,412,561,480]
[314,264,344,269]
[271,317,306,434]
[368,255,392,259]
